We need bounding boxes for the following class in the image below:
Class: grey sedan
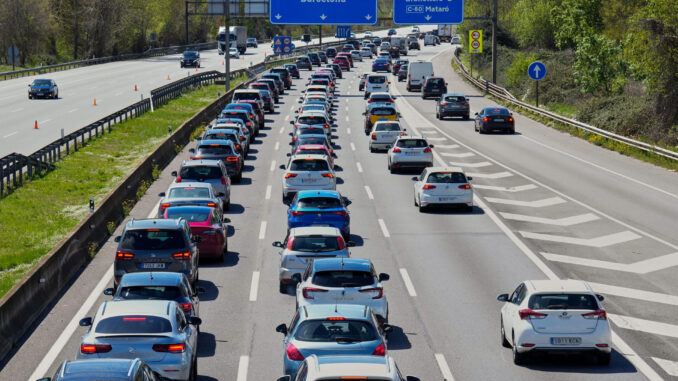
[158,182,224,217]
[436,93,470,120]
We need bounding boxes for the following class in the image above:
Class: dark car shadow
[233,177,252,185]
[242,165,255,172]
[333,165,343,172]
[197,377,219,381]
[197,331,216,358]
[195,279,219,301]
[420,205,485,215]
[251,139,264,145]
[247,148,259,154]
[225,203,245,215]
[245,154,257,161]
[257,133,268,138]
[385,325,412,350]
[336,177,344,184]
[226,225,236,237]
[524,349,636,374]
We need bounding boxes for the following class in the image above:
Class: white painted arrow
[652,358,678,377]
[425,15,432,21]
[365,14,372,21]
[609,314,678,339]
[449,161,492,168]
[434,144,460,149]
[473,184,537,192]
[499,212,599,226]
[466,171,513,179]
[425,137,447,141]
[520,230,641,247]
[485,196,565,207]
[275,13,282,20]
[541,251,678,273]
[320,14,327,20]
[533,65,541,78]
[587,281,678,306]
[441,152,475,158]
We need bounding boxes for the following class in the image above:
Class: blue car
[28,78,58,99]
[287,190,351,238]
[372,58,390,73]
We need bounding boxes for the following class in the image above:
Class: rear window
[121,229,185,250]
[529,294,598,310]
[427,78,445,86]
[297,197,341,209]
[444,96,466,102]
[294,319,377,342]
[165,208,211,222]
[368,76,386,84]
[290,159,329,171]
[396,139,428,148]
[371,108,396,116]
[485,108,511,116]
[312,271,374,287]
[298,116,327,125]
[96,316,172,334]
[291,236,341,252]
[233,93,260,101]
[168,187,211,199]
[298,137,327,146]
[298,148,328,156]
[427,172,467,183]
[195,146,233,156]
[371,95,392,101]
[298,127,325,135]
[179,166,222,180]
[375,123,401,131]
[118,286,183,300]
[204,132,237,142]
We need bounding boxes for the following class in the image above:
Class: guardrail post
[485,79,489,95]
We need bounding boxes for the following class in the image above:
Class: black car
[436,93,470,120]
[373,37,382,46]
[317,51,328,64]
[296,56,312,70]
[325,47,337,58]
[284,63,301,79]
[421,76,447,99]
[475,107,515,134]
[307,52,321,66]
[397,64,408,82]
[392,59,408,75]
[270,67,292,89]
[180,50,200,68]
[388,29,397,36]
[189,139,243,181]
[389,46,400,59]
[325,64,343,79]
[28,79,58,99]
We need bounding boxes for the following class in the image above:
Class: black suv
[422,76,448,99]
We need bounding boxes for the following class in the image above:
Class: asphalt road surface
[2,42,678,381]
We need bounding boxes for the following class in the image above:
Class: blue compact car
[372,58,390,73]
[287,190,351,238]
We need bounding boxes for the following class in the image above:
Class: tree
[510,0,558,49]
[573,34,627,93]
[551,0,603,49]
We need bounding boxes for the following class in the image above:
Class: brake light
[172,251,191,260]
[226,157,238,162]
[359,287,384,299]
[240,136,245,140]
[176,176,182,183]
[80,344,112,354]
[367,99,373,103]
[242,128,247,134]
[221,176,228,185]
[290,211,306,217]
[286,237,295,250]
[440,102,450,106]
[337,236,346,250]
[333,211,347,217]
[508,117,514,122]
[423,147,431,153]
[321,173,334,178]
[483,117,489,122]
[371,133,377,140]
[206,202,216,207]
[518,309,548,320]
[153,343,186,353]
[422,184,436,189]
[372,342,386,356]
[286,343,304,361]
[123,317,146,321]
[326,317,345,321]
[190,157,202,160]
[115,251,134,260]
[285,173,297,179]
[458,184,471,189]
[180,302,193,312]
[393,148,401,153]
[582,309,607,320]
[302,287,328,299]
[462,102,469,106]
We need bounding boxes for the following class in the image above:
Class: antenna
[335,304,338,313]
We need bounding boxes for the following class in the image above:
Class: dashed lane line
[378,218,390,238]
[441,152,474,158]
[356,162,363,173]
[258,221,267,240]
[521,230,641,248]
[350,142,356,151]
[270,160,276,172]
[274,141,280,151]
[472,184,537,193]
[265,185,272,200]
[485,196,566,208]
[448,161,493,168]
[364,185,374,200]
[236,356,249,381]
[500,212,600,226]
[249,271,260,302]
[399,268,417,297]
[3,131,17,138]
[434,354,455,381]
[465,171,513,179]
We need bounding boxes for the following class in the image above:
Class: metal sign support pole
[185,1,190,44]
[224,0,230,92]
[492,0,498,84]
[319,25,322,50]
[536,80,539,108]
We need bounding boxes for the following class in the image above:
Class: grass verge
[0,78,244,298]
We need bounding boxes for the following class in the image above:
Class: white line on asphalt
[485,196,566,208]
[274,141,280,150]
[610,313,678,339]
[279,127,284,134]
[399,268,417,297]
[587,281,678,306]
[472,184,538,193]
[652,357,678,377]
[356,162,363,172]
[284,115,290,121]
[521,230,641,247]
[249,271,260,302]
[541,251,678,274]
[378,219,390,238]
[434,353,455,381]
[345,116,350,122]
[465,171,513,179]
[68,108,79,113]
[611,331,663,381]
[424,136,447,141]
[500,212,600,226]
[265,185,272,200]
[441,152,475,158]
[3,131,17,138]
[347,127,351,134]
[11,107,23,113]
[449,161,492,168]
[39,118,52,124]
[434,144,460,149]
[419,129,438,134]
[27,265,114,381]
[236,356,249,381]
[364,185,374,199]
[258,221,267,239]
[345,106,349,111]
[270,160,276,172]
[350,142,356,151]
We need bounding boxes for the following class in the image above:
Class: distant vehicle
[407,61,434,91]
[270,67,293,89]
[230,26,248,54]
[286,190,351,237]
[413,167,473,212]
[437,93,470,120]
[164,206,228,260]
[408,40,420,50]
[369,121,406,152]
[307,52,321,66]
[246,37,258,47]
[28,78,58,99]
[172,159,231,210]
[424,34,437,46]
[397,63,408,82]
[452,36,461,44]
[296,56,312,70]
[325,47,337,58]
[474,107,516,134]
[392,59,408,75]
[390,36,408,56]
[364,31,373,37]
[189,140,244,181]
[363,104,398,134]
[421,76,447,99]
[284,63,301,79]
[412,26,420,33]
[229,47,240,58]
[438,24,453,42]
[180,50,200,68]
[44,358,160,381]
[281,155,336,202]
[364,74,389,99]
[388,28,397,36]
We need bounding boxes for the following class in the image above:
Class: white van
[407,61,434,91]
[364,74,389,98]
[424,34,437,46]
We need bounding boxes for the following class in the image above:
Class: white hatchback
[369,121,406,152]
[413,167,473,212]
[498,279,611,365]
[282,154,336,202]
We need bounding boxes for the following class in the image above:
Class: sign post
[7,45,19,71]
[469,30,482,79]
[393,0,465,24]
[527,61,546,107]
[270,0,377,25]
[273,36,294,55]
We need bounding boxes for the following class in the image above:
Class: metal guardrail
[452,47,678,161]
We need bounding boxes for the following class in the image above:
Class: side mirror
[385,145,392,149]
[103,288,114,296]
[188,148,195,154]
[37,378,51,381]
[189,316,202,326]
[272,241,283,248]
[347,241,357,247]
[289,121,294,125]
[344,199,352,206]
[158,192,166,197]
[361,112,366,115]
[222,217,231,223]
[114,236,122,243]
[497,293,509,302]
[171,171,177,177]
[291,274,302,283]
[217,192,225,198]
[378,273,390,282]
[474,112,479,116]
[79,317,92,327]
[279,164,286,169]
[429,145,434,148]
[288,132,293,136]
[596,294,605,302]
[276,323,288,335]
[467,176,473,181]
[382,324,393,334]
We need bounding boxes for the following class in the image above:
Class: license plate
[301,178,317,184]
[439,197,455,201]
[406,152,418,156]
[143,263,166,269]
[494,118,504,122]
[551,337,581,345]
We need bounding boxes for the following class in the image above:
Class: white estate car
[369,121,406,152]
[498,279,611,365]
[276,355,420,381]
[386,136,434,173]
[282,154,336,202]
[412,167,473,212]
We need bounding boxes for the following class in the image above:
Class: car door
[183,276,199,317]
[176,307,197,361]
[502,283,526,343]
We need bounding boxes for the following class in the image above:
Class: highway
[2,42,678,380]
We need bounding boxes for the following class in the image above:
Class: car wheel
[512,334,528,365]
[223,199,230,211]
[465,205,474,213]
[596,352,611,366]
[436,111,440,119]
[500,319,511,348]
[463,114,469,120]
[190,357,197,381]
[370,146,375,153]
[510,128,515,134]
[279,281,287,294]
[479,126,486,134]
[28,94,32,99]
[233,173,242,183]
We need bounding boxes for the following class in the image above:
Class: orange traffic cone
[167,75,170,80]
[34,120,38,129]
[93,98,97,106]
[134,84,138,91]
[195,67,198,72]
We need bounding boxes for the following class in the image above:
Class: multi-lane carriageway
[0,43,678,380]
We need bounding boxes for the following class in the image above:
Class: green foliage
[573,34,627,94]
[506,52,537,88]
[551,0,603,49]
[510,0,557,48]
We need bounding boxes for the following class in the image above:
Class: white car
[296,258,390,324]
[498,279,611,365]
[364,31,373,37]
[413,167,473,212]
[350,50,363,62]
[229,47,240,58]
[364,74,389,99]
[276,355,420,381]
[369,121,406,152]
[282,154,336,202]
[386,136,434,173]
[360,48,373,58]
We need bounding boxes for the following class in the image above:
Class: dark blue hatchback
[287,190,351,238]
[372,58,390,73]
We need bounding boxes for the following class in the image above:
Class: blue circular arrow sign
[528,61,546,81]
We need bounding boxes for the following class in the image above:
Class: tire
[512,334,528,365]
[465,205,474,213]
[509,128,515,134]
[279,281,287,294]
[233,172,242,183]
[414,194,418,206]
[189,357,197,381]
[596,352,611,366]
[418,203,425,213]
[463,114,469,120]
[436,111,440,120]
[501,320,511,348]
[369,146,375,153]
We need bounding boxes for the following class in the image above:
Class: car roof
[290,226,342,236]
[197,139,235,147]
[425,166,465,174]
[442,93,466,97]
[526,279,593,293]
[119,271,184,287]
[312,258,371,272]
[309,355,394,377]
[370,92,393,98]
[125,218,184,230]
[290,154,329,161]
[61,358,142,378]
[99,300,174,318]
[233,89,259,94]
[297,190,341,199]
[302,304,371,320]
[181,159,222,167]
[167,181,212,189]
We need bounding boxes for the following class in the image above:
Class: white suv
[282,154,336,202]
[498,279,611,365]
[364,74,389,99]
[277,354,420,381]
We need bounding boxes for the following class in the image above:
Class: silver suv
[172,160,231,211]
[282,154,336,202]
[387,136,434,173]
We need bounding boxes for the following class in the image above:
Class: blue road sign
[273,36,294,55]
[393,0,465,24]
[336,26,351,39]
[270,0,377,25]
[528,61,546,80]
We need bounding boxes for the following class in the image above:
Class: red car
[333,56,351,71]
[293,144,334,167]
[164,206,228,261]
[336,52,354,67]
[236,100,265,127]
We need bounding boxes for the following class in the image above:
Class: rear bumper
[283,183,337,198]
[279,267,305,282]
[420,193,473,207]
[515,325,611,354]
[370,141,394,150]
[440,108,469,117]
[148,357,192,380]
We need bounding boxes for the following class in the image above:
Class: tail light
[440,102,450,106]
[423,147,431,153]
[290,211,306,217]
[408,74,411,79]
[246,122,252,127]
[371,133,377,140]
[372,342,386,356]
[285,173,297,179]
[518,309,548,320]
[153,343,186,353]
[221,176,227,185]
[422,184,436,190]
[461,102,469,106]
[458,184,471,189]
[286,343,304,361]
[172,251,191,260]
[483,117,489,122]
[115,251,134,261]
[190,157,202,160]
[240,136,245,141]
[176,176,182,183]
[226,157,239,162]
[333,211,347,217]
[367,99,373,103]
[302,287,328,299]
[359,287,384,299]
[206,202,216,207]
[337,236,346,250]
[180,302,193,312]
[80,344,112,354]
[324,124,329,129]
[508,117,514,122]
[582,309,607,320]
[393,148,401,153]
[321,173,334,178]
[286,237,295,250]
[242,128,247,134]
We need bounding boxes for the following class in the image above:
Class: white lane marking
[279,127,284,134]
[485,196,565,208]
[465,171,513,179]
[425,137,447,141]
[542,251,678,274]
[258,221,267,239]
[290,105,295,112]
[3,131,17,138]
[434,353,455,381]
[399,268,417,297]
[521,230,641,247]
[347,127,351,135]
[587,281,678,306]
[364,185,374,200]
[448,161,492,168]
[68,108,79,113]
[249,271,260,301]
[356,162,363,173]
[270,160,276,171]
[521,134,678,201]
[378,218,390,238]
[148,200,161,219]
[350,142,356,151]
[472,184,537,193]
[611,330,663,381]
[434,144,460,149]
[441,152,475,158]
[284,115,290,121]
[274,141,280,151]
[28,265,114,381]
[610,314,678,339]
[500,212,599,226]
[652,357,678,377]
[265,185,272,200]
[236,355,249,381]
[345,116,350,122]
[39,118,52,124]
[419,129,438,134]
[345,106,349,111]
[11,107,23,113]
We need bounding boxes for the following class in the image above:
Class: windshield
[427,78,445,86]
[427,172,467,183]
[396,139,428,148]
[294,320,377,342]
[312,271,374,287]
[291,236,341,252]
[375,59,388,64]
[179,166,222,180]
[485,108,511,116]
[96,316,172,334]
[233,93,260,101]
[297,148,327,156]
[297,197,341,209]
[182,51,198,58]
[298,137,328,146]
[371,108,396,116]
[121,229,185,250]
[168,186,211,199]
[33,79,52,86]
[368,76,386,84]
[529,294,598,310]
[290,159,329,171]
[375,123,401,131]
[118,286,182,300]
[204,132,237,142]
[444,96,466,102]
[165,207,211,222]
[298,116,327,125]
